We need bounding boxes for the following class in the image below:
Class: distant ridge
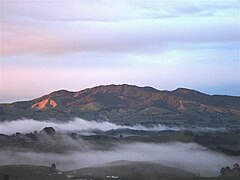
[0,84,239,129]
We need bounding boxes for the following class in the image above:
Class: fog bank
[0,142,238,176]
[0,118,179,135]
[0,118,226,135]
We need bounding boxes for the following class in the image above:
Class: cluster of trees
[220,163,240,176]
[12,127,56,145]
[50,163,57,172]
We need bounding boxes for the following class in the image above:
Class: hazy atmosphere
[1,0,239,102]
[0,119,238,177]
[0,142,238,176]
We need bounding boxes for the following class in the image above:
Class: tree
[233,163,240,172]
[41,127,56,136]
[50,163,57,172]
[220,167,226,176]
[225,166,232,174]
[4,174,9,180]
[71,133,78,140]
[220,166,232,176]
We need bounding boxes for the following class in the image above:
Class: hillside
[1,162,237,180]
[0,84,239,129]
[0,165,66,180]
[67,160,197,179]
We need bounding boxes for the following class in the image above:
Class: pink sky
[0,0,239,102]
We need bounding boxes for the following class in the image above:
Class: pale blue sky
[0,0,239,102]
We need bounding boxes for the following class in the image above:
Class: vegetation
[0,127,239,155]
[0,85,239,130]
[0,165,65,180]
[0,162,239,180]
[220,163,240,177]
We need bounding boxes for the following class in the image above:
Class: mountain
[0,84,239,129]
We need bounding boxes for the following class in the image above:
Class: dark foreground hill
[67,160,197,179]
[0,84,239,129]
[0,162,200,180]
[0,162,238,180]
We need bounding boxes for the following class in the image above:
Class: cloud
[1,16,239,57]
[1,1,239,57]
[0,1,239,99]
[1,0,239,22]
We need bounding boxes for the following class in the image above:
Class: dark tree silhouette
[233,163,240,172]
[50,163,57,172]
[71,133,78,140]
[225,166,232,174]
[220,163,240,176]
[41,127,56,136]
[4,174,9,180]
[220,167,226,176]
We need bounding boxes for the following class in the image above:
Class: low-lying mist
[0,118,225,135]
[0,118,179,135]
[0,142,238,176]
[0,118,236,177]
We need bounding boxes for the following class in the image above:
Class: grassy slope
[0,163,239,180]
[0,165,66,180]
[69,160,196,180]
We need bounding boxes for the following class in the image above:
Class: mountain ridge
[1,84,238,104]
[0,84,240,129]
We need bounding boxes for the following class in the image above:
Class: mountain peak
[49,89,73,96]
[173,88,204,94]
